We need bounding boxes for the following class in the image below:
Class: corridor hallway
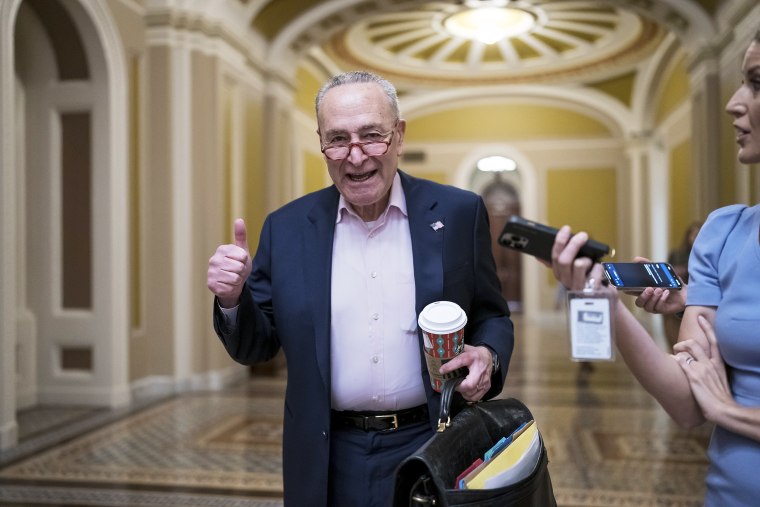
[0,313,709,507]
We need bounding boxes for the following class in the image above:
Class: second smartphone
[602,262,682,291]
[498,215,613,263]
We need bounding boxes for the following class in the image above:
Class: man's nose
[346,143,367,165]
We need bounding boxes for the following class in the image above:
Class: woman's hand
[549,226,614,298]
[629,257,687,315]
[633,286,687,315]
[674,316,731,423]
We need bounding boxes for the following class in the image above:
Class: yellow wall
[244,96,267,251]
[655,56,689,124]
[303,151,326,193]
[546,167,617,252]
[751,164,760,203]
[402,169,449,185]
[252,0,325,41]
[668,140,693,249]
[587,71,636,107]
[295,65,323,116]
[406,104,613,142]
[720,78,739,206]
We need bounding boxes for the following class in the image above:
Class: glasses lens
[324,147,348,160]
[363,142,389,156]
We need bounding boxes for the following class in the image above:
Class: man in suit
[207,71,514,507]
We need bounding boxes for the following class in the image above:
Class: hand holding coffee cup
[418,301,469,392]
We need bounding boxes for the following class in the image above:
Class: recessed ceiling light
[444,4,536,44]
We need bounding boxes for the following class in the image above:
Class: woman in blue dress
[550,28,760,506]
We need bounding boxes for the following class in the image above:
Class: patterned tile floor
[0,313,710,506]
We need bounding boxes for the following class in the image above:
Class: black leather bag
[392,379,556,506]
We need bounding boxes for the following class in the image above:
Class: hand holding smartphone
[602,262,682,291]
[498,215,613,263]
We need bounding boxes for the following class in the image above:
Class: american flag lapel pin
[430,220,444,231]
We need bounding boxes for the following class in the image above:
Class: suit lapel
[305,188,339,392]
[401,172,444,315]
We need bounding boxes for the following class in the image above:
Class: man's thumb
[234,218,248,252]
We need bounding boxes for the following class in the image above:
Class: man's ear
[396,119,407,155]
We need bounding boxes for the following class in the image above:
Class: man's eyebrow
[323,124,383,136]
[322,127,347,137]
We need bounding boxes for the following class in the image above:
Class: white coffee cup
[418,301,468,392]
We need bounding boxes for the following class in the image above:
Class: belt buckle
[376,414,399,432]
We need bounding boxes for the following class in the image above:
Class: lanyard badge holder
[566,278,615,362]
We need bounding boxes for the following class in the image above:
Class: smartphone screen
[602,262,682,290]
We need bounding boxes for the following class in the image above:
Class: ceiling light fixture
[477,155,517,172]
[444,0,536,45]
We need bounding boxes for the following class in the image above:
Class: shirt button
[372,356,379,363]
[372,313,379,320]
[371,271,378,278]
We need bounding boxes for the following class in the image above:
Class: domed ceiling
[324,1,665,86]
[249,0,725,88]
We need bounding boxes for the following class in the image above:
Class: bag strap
[437,377,465,432]
[409,476,438,506]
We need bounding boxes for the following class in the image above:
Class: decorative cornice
[145,7,268,76]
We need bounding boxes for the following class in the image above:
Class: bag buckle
[376,413,399,431]
[436,417,450,433]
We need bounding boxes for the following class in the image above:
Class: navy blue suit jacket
[214,171,514,506]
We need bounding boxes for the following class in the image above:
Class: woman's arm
[613,299,706,427]
[550,227,706,428]
[675,315,760,441]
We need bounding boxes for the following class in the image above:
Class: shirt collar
[336,172,408,223]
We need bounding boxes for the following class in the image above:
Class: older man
[207,71,513,506]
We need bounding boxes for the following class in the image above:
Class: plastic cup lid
[418,301,467,334]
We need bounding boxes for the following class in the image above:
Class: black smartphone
[498,215,613,263]
[602,262,683,291]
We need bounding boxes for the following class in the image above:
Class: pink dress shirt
[329,173,426,411]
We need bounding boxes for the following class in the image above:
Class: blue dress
[687,203,760,506]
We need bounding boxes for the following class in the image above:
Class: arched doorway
[10,0,129,416]
[482,174,522,311]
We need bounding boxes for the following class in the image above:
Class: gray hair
[315,70,400,120]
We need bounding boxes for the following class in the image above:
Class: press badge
[566,280,615,361]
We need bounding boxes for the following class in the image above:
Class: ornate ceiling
[326,2,664,86]
[249,0,723,88]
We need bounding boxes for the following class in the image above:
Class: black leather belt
[331,404,429,432]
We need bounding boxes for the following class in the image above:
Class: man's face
[317,82,406,221]
[726,41,760,165]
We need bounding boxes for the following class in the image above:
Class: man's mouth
[348,170,376,182]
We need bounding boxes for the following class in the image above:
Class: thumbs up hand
[207,218,253,308]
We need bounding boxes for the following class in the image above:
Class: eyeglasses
[320,123,397,161]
